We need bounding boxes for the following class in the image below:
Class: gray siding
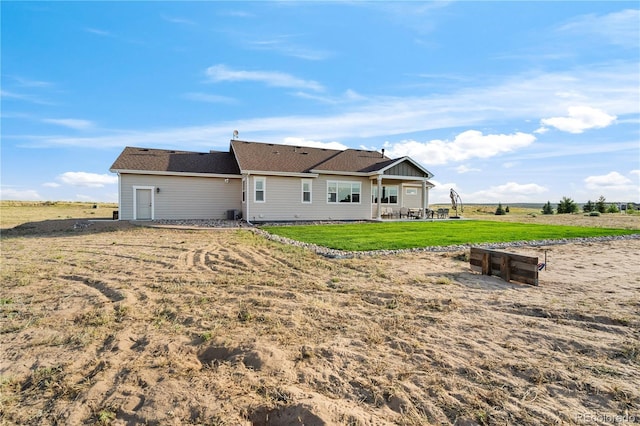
[384,162,427,178]
[245,175,374,222]
[119,174,241,220]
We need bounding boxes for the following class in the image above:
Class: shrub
[542,201,554,215]
[495,203,506,215]
[557,196,578,214]
[607,203,620,213]
[589,211,601,217]
[505,206,510,213]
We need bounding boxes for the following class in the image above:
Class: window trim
[301,179,312,204]
[254,176,266,203]
[372,184,399,204]
[405,187,418,196]
[327,180,361,204]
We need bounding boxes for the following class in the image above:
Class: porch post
[422,179,428,219]
[376,174,383,220]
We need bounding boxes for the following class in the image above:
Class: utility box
[227,209,240,220]
[112,211,119,220]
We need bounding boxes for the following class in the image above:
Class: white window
[405,187,418,195]
[254,177,265,202]
[372,185,398,204]
[301,179,312,203]
[327,181,361,204]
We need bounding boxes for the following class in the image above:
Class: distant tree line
[541,195,631,215]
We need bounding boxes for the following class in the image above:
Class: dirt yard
[1,213,639,425]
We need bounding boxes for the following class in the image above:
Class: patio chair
[400,207,408,218]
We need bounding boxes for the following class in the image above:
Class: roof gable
[381,157,433,178]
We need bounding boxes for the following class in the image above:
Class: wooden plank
[469,247,538,286]
[501,256,511,283]
[481,253,491,276]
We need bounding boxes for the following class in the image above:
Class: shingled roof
[110,147,240,175]
[230,140,393,174]
[110,141,432,179]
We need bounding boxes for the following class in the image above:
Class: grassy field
[1,202,639,425]
[1,201,117,229]
[262,220,638,251]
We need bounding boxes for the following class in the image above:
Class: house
[109,140,435,222]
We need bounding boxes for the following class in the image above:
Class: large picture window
[327,181,361,204]
[301,179,312,203]
[254,177,265,202]
[372,185,398,204]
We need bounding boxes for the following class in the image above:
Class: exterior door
[136,189,152,220]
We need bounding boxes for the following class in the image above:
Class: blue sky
[2,1,639,205]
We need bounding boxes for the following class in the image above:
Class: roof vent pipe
[381,148,385,158]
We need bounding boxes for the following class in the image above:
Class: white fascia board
[240,170,319,178]
[110,169,242,179]
[309,170,371,177]
[402,181,436,188]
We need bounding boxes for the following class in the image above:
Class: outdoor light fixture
[156,187,160,193]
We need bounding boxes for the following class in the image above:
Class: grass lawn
[262,220,638,251]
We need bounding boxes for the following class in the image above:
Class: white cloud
[384,130,536,166]
[17,62,639,150]
[183,92,237,104]
[630,170,640,177]
[1,89,53,105]
[0,188,41,201]
[540,106,616,134]
[58,172,118,188]
[584,171,633,190]
[467,182,548,203]
[85,28,112,37]
[456,165,481,174]
[43,118,94,130]
[247,38,332,61]
[161,15,196,26]
[557,9,640,49]
[206,64,324,92]
[43,182,61,188]
[282,137,348,150]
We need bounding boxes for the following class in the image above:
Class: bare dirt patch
[1,216,639,425]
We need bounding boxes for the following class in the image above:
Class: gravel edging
[251,229,640,259]
[123,219,640,259]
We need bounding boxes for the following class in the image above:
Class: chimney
[381,148,385,158]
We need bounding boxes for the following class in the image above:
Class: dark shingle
[110,147,240,174]
[230,140,390,174]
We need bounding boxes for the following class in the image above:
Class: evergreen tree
[495,202,506,215]
[607,203,619,213]
[505,206,510,213]
[596,195,607,213]
[583,200,594,213]
[557,196,578,214]
[542,201,554,215]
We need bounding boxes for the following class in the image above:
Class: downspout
[117,172,121,221]
[244,173,252,225]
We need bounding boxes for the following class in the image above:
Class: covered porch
[370,175,435,221]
